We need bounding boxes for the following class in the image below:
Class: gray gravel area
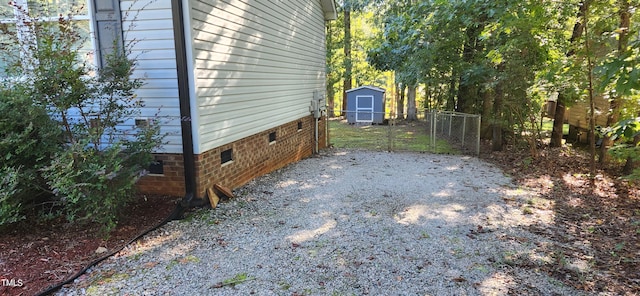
[58,149,586,295]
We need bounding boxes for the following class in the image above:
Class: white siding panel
[121,0,182,153]
[131,69,177,80]
[189,0,327,152]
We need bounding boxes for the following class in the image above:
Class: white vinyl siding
[120,0,182,153]
[189,0,327,152]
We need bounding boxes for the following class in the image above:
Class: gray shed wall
[346,87,385,124]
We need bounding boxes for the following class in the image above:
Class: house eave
[320,0,337,20]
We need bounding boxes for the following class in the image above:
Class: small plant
[522,156,533,168]
[213,273,254,288]
[610,242,626,257]
[279,281,292,290]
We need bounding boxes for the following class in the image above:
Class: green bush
[0,167,25,226]
[0,5,163,232]
[606,118,640,181]
[44,128,160,232]
[0,80,62,223]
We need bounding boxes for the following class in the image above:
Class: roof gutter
[171,0,197,208]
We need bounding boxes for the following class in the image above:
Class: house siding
[136,0,332,198]
[566,96,609,130]
[189,0,327,153]
[565,96,609,143]
[120,0,183,154]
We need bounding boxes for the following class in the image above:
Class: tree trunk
[397,84,405,120]
[327,83,335,117]
[342,6,352,117]
[425,83,431,110]
[447,75,456,111]
[551,0,590,148]
[457,83,477,114]
[550,95,566,147]
[480,89,493,139]
[406,84,417,121]
[582,1,597,178]
[457,24,483,113]
[492,75,504,151]
[326,22,335,117]
[600,0,630,162]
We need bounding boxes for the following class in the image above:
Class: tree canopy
[327,0,640,174]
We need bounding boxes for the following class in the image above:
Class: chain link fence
[330,109,480,156]
[425,110,481,155]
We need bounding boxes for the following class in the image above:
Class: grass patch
[329,119,456,153]
[541,119,569,135]
[166,255,200,270]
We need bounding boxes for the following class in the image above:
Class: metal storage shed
[346,86,386,124]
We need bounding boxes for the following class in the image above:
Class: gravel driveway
[59,150,585,295]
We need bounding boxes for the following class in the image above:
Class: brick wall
[137,115,327,198]
[136,153,186,197]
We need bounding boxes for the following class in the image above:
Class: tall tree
[550,0,591,148]
[326,21,340,117]
[342,5,352,116]
[599,0,631,161]
[339,0,371,116]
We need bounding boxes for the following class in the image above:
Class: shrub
[0,79,62,226]
[606,117,640,181]
[44,128,161,232]
[0,167,25,227]
[0,4,164,232]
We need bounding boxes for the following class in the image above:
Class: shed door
[355,95,374,122]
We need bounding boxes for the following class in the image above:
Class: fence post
[476,115,481,156]
[461,115,466,149]
[432,111,437,152]
[388,113,392,152]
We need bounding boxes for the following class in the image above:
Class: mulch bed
[0,195,179,296]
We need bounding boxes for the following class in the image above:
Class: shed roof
[346,85,386,93]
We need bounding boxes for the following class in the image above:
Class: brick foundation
[136,153,186,197]
[137,115,327,198]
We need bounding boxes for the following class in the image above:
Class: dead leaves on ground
[481,146,640,295]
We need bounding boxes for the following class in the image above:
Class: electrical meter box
[310,90,326,119]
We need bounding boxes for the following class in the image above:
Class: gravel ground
[58,149,586,295]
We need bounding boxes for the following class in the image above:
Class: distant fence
[330,109,481,156]
[425,110,481,155]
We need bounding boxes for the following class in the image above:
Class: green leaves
[603,117,640,142]
[597,44,640,96]
[0,167,25,227]
[0,5,163,233]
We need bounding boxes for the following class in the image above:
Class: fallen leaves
[452,276,467,283]
[481,145,640,294]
